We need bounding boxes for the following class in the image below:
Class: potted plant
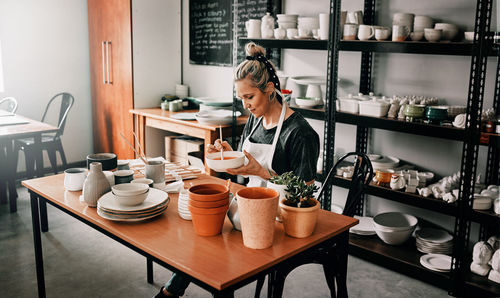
[278,173,321,238]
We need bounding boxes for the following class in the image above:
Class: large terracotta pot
[188,203,229,236]
[279,198,320,238]
[236,187,279,249]
[188,197,229,208]
[188,184,229,202]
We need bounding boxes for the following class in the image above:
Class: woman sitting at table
[154,42,320,298]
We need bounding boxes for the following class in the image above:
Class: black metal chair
[0,97,18,113]
[14,92,74,178]
[255,152,374,298]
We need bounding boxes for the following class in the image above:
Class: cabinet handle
[101,41,106,84]
[106,41,113,84]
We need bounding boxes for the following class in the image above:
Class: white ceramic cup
[393,12,414,32]
[298,28,312,37]
[274,28,286,39]
[319,13,330,40]
[245,19,261,38]
[375,28,390,41]
[392,25,410,41]
[145,160,165,184]
[424,28,442,42]
[64,168,87,191]
[286,28,298,39]
[358,24,374,40]
[343,23,358,40]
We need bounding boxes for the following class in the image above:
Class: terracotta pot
[279,198,320,238]
[188,197,229,208]
[236,187,279,249]
[188,184,229,202]
[188,203,229,236]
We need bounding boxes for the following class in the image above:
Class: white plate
[98,188,168,212]
[350,216,376,235]
[170,113,197,120]
[289,76,326,85]
[193,96,235,107]
[415,228,453,243]
[97,205,167,222]
[420,254,452,272]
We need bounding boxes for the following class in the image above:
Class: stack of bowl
[373,212,418,245]
[188,184,230,236]
[177,189,191,220]
[112,183,149,206]
[277,14,298,29]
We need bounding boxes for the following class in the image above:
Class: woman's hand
[207,139,233,153]
[226,150,270,179]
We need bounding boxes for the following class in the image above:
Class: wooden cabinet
[88,0,134,158]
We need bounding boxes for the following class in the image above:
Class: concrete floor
[0,185,449,298]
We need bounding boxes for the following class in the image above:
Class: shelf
[289,103,325,120]
[465,272,500,297]
[339,40,476,56]
[336,112,466,141]
[349,234,451,290]
[238,38,327,50]
[470,209,500,225]
[332,177,458,216]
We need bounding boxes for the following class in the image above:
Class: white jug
[246,19,262,38]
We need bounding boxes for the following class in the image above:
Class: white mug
[245,19,261,38]
[319,13,330,40]
[64,168,87,191]
[286,28,298,39]
[392,25,410,41]
[375,27,390,41]
[343,23,358,40]
[357,25,374,40]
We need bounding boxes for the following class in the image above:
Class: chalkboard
[189,0,281,67]
[189,0,233,66]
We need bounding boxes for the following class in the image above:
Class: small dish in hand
[206,151,245,172]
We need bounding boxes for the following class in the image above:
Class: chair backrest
[41,92,74,138]
[0,97,18,113]
[317,152,374,216]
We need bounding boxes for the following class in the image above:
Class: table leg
[5,139,18,212]
[33,134,44,178]
[204,130,217,176]
[0,140,7,205]
[39,200,49,232]
[213,290,234,298]
[30,191,46,298]
[147,258,154,284]
[134,114,147,158]
[335,232,349,298]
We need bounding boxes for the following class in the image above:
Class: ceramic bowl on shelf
[425,106,448,121]
[373,212,418,245]
[295,97,323,107]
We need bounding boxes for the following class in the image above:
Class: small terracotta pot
[188,203,229,236]
[188,184,229,202]
[279,198,320,238]
[188,197,229,208]
[236,187,279,249]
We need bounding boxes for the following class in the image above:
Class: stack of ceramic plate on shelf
[419,253,452,272]
[97,188,169,221]
[349,216,376,235]
[415,228,453,255]
[177,190,191,220]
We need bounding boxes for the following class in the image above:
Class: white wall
[0,0,92,166]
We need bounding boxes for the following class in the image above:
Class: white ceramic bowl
[278,21,297,29]
[113,189,149,206]
[424,28,442,42]
[206,151,245,172]
[111,183,149,196]
[277,14,298,22]
[374,227,415,245]
[464,31,475,42]
[131,178,154,187]
[434,23,458,40]
[295,97,322,107]
[373,212,418,231]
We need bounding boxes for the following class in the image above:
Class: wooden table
[129,108,248,175]
[23,174,358,298]
[0,115,58,212]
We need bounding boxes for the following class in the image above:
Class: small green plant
[272,172,318,208]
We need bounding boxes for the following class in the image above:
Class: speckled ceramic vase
[236,187,279,249]
[83,162,111,207]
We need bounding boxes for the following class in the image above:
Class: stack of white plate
[350,216,376,235]
[97,188,169,221]
[419,253,452,272]
[177,190,191,220]
[277,14,298,29]
[415,228,453,255]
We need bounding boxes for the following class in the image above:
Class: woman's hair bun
[245,42,266,57]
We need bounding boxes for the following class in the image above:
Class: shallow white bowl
[114,189,149,206]
[374,227,415,245]
[295,97,322,107]
[111,183,149,196]
[373,212,418,231]
[206,151,245,172]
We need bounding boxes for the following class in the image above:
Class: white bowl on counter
[358,99,390,117]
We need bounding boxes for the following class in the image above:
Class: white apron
[242,102,287,187]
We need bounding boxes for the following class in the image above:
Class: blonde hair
[234,42,281,103]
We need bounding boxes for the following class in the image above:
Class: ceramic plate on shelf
[289,76,326,85]
[98,188,169,212]
[350,216,376,235]
[415,228,453,243]
[420,254,452,272]
[193,96,236,107]
[170,113,197,120]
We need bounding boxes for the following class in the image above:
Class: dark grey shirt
[238,112,320,182]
